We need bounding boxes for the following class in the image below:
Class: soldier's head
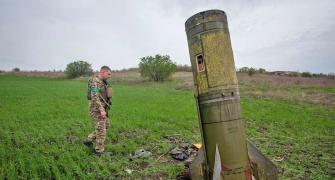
[99,66,112,80]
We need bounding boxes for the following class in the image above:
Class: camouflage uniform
[86,75,111,153]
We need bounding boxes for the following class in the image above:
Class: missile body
[185,10,252,179]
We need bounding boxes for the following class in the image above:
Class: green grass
[242,98,334,179]
[285,85,335,94]
[0,75,334,179]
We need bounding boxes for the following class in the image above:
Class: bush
[12,68,20,72]
[248,68,256,76]
[258,68,266,74]
[288,72,300,77]
[139,54,177,81]
[238,67,266,75]
[238,67,249,73]
[301,72,312,78]
[64,61,93,79]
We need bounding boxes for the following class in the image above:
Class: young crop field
[0,74,334,179]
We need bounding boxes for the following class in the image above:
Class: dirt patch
[137,161,149,169]
[238,73,335,87]
[129,161,150,171]
[149,172,168,180]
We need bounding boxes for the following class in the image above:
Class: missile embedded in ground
[185,10,278,179]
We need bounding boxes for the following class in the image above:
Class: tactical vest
[100,79,109,102]
[87,78,112,104]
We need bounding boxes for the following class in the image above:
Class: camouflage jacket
[87,75,109,113]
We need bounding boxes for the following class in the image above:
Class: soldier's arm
[108,87,113,97]
[105,80,113,98]
[90,82,105,113]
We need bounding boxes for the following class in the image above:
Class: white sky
[0,0,334,73]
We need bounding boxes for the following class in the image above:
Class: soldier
[83,66,113,156]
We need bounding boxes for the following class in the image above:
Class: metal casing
[185,10,251,179]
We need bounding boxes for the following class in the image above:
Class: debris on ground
[172,143,202,179]
[125,168,133,174]
[193,144,202,149]
[170,147,188,160]
[273,156,285,162]
[130,149,152,160]
[170,143,200,161]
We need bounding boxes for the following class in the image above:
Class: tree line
[6,56,334,80]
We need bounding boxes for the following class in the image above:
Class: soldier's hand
[101,111,107,119]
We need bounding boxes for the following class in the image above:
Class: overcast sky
[0,0,334,73]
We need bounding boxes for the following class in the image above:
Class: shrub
[139,54,177,82]
[238,67,249,73]
[301,72,312,78]
[311,73,326,78]
[289,72,300,77]
[64,61,93,79]
[238,67,265,75]
[12,68,20,72]
[258,68,266,74]
[248,68,256,76]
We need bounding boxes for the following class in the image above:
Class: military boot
[94,150,104,157]
[83,139,93,147]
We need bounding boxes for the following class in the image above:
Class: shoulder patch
[91,87,100,93]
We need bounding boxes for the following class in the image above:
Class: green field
[0,75,334,179]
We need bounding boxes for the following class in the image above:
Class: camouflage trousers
[87,111,110,153]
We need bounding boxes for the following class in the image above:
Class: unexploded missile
[185,9,252,179]
[185,10,277,180]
